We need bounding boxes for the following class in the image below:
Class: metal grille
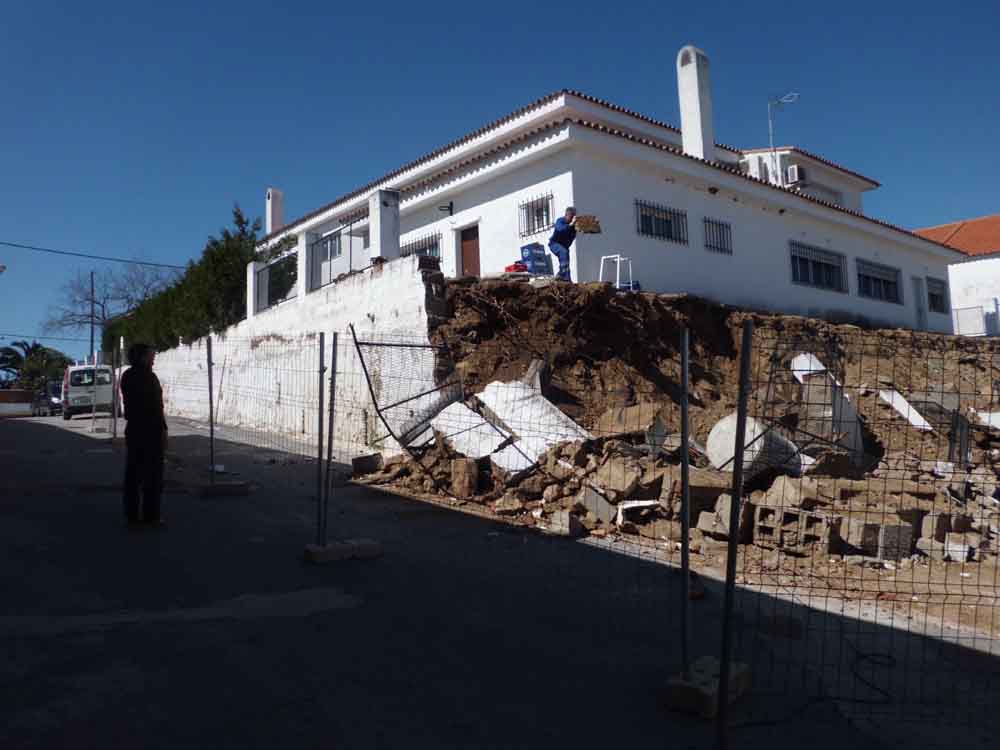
[518,193,554,238]
[927,277,950,314]
[790,241,847,293]
[256,253,298,312]
[309,233,342,291]
[857,259,903,304]
[703,217,733,255]
[636,200,688,244]
[400,232,442,258]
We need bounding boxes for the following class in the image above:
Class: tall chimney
[676,45,715,162]
[266,187,285,235]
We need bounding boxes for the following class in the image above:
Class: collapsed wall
[358,278,1000,568]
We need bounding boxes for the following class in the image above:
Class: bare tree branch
[44,266,175,335]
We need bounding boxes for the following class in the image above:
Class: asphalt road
[1,414,889,749]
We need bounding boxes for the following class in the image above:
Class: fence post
[679,327,692,681]
[322,332,338,546]
[111,344,119,441]
[315,332,326,547]
[206,336,215,484]
[715,319,754,749]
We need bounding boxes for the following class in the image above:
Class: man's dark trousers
[123,431,164,523]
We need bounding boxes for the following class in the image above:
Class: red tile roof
[260,92,959,259]
[914,215,1000,257]
[261,89,743,243]
[741,146,880,187]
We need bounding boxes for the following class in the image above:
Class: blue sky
[2,0,997,360]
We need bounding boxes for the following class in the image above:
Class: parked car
[62,365,114,420]
[31,380,63,416]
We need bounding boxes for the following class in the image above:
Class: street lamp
[768,91,800,187]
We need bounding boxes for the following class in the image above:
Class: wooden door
[460,226,480,278]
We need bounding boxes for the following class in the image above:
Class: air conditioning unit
[786,164,806,184]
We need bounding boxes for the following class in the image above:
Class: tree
[0,340,71,389]
[105,205,295,352]
[44,265,177,341]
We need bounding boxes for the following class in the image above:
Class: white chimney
[265,187,285,235]
[676,45,715,162]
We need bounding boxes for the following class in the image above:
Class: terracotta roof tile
[741,146,880,187]
[914,215,1000,257]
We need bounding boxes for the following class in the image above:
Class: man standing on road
[120,343,166,527]
[548,206,577,281]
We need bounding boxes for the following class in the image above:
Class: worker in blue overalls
[548,206,577,281]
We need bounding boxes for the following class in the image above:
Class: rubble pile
[356,280,1000,567]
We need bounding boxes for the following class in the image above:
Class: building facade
[248,45,962,334]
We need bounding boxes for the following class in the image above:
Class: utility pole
[89,270,95,361]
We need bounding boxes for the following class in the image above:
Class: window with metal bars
[703,218,733,255]
[789,242,847,293]
[309,233,342,291]
[256,253,298,312]
[926,277,950,314]
[400,232,442,258]
[856,259,902,304]
[518,193,554,237]
[636,200,688,244]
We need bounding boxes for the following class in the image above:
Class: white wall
[156,254,444,457]
[569,136,955,333]
[948,256,1000,336]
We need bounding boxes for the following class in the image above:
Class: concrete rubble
[348,280,1000,575]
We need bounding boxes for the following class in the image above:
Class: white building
[250,44,963,334]
[915,215,1000,336]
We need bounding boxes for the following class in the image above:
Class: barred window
[401,232,441,258]
[926,277,950,314]
[789,242,847,293]
[636,200,688,244]
[309,233,342,291]
[256,253,298,312]
[518,193,554,237]
[703,218,733,255]
[857,259,902,304]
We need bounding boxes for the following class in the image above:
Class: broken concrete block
[615,499,661,527]
[659,467,731,518]
[494,493,524,515]
[698,493,754,543]
[921,512,952,542]
[594,402,666,438]
[916,537,947,561]
[540,509,584,537]
[754,506,840,553]
[578,485,616,524]
[663,655,750,719]
[952,514,974,534]
[352,453,383,476]
[450,458,478,499]
[542,484,562,503]
[878,524,914,561]
[845,518,881,556]
[593,456,642,498]
[945,532,979,562]
[707,413,803,476]
[761,475,819,510]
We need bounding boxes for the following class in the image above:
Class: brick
[663,655,750,719]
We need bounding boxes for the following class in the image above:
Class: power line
[0,239,187,270]
[0,332,90,343]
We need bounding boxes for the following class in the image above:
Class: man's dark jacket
[121,365,167,438]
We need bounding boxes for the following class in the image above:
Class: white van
[62,365,115,420]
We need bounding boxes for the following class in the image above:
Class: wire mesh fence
[144,316,1000,747]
